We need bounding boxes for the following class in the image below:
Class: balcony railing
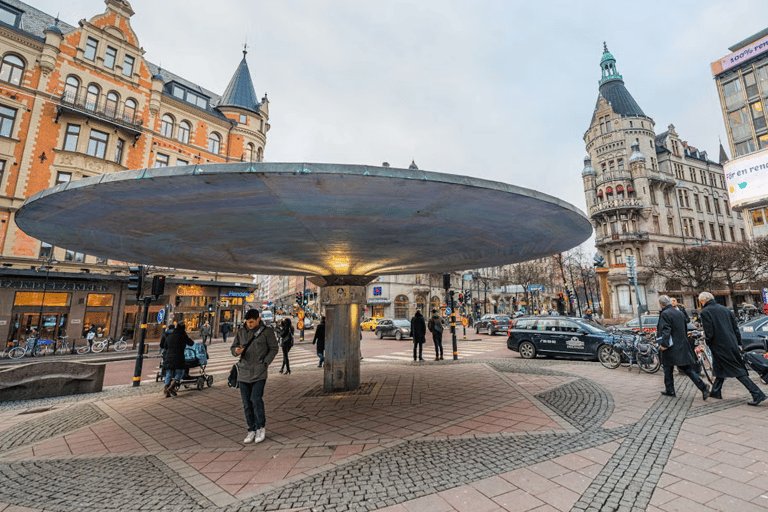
[595,170,633,187]
[589,198,645,216]
[58,90,143,133]
[595,231,650,244]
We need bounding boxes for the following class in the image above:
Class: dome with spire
[582,156,596,176]
[218,50,260,114]
[590,43,648,127]
[629,141,646,163]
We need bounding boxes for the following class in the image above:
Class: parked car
[375,319,412,340]
[507,315,623,360]
[361,317,383,331]
[475,314,511,336]
[302,316,314,330]
[738,315,768,352]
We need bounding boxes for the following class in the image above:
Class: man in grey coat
[698,292,766,406]
[656,295,710,400]
[231,309,279,444]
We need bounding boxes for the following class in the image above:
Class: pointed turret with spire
[218,47,260,114]
[589,43,647,126]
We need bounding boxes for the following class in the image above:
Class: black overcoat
[699,300,748,378]
[411,312,427,344]
[313,322,326,353]
[161,327,193,370]
[656,305,696,367]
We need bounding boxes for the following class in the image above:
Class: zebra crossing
[199,338,508,375]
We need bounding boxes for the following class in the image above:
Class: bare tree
[511,260,549,313]
[646,246,722,295]
[712,242,759,315]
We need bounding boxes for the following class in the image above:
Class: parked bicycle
[77,335,129,354]
[689,330,714,384]
[8,337,43,359]
[599,333,661,373]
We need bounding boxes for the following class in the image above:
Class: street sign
[461,317,468,327]
[526,284,545,292]
[762,288,768,304]
[298,310,305,320]
[157,309,165,324]
[297,320,304,330]
[444,307,452,315]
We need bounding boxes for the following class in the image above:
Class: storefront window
[394,294,409,319]
[87,293,114,307]
[14,292,70,306]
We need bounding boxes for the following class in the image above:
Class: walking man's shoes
[660,391,676,397]
[747,394,766,406]
[702,386,711,401]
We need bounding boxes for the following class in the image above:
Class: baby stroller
[156,342,213,390]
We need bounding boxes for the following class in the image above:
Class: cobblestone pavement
[1,356,767,512]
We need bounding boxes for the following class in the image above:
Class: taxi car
[361,317,383,331]
[507,316,616,360]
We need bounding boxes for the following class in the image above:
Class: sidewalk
[1,356,766,511]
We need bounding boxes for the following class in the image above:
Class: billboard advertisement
[711,32,768,75]
[724,148,768,208]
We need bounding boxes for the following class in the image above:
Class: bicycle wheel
[639,351,661,374]
[699,357,713,384]
[76,345,91,354]
[598,344,621,369]
[114,340,128,351]
[8,347,25,359]
[91,342,105,353]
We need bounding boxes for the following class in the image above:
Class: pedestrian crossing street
[200,338,508,375]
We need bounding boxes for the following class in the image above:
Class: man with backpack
[427,309,444,361]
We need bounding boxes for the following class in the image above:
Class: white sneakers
[243,428,266,444]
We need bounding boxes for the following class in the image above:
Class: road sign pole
[449,291,457,360]
[132,296,152,387]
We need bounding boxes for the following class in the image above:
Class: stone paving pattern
[1,355,767,511]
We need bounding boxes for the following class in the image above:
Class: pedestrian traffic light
[458,294,464,304]
[128,265,144,299]
[151,275,165,297]
[208,303,214,312]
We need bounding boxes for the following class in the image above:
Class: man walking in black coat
[411,310,427,362]
[698,292,766,406]
[312,316,326,367]
[656,295,710,400]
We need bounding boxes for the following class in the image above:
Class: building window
[744,71,759,98]
[704,196,711,213]
[0,4,21,26]
[751,101,767,131]
[723,78,744,109]
[160,114,174,138]
[124,98,137,122]
[729,226,735,241]
[699,221,705,239]
[614,249,622,265]
[39,241,52,259]
[653,215,660,233]
[735,139,756,157]
[177,159,188,166]
[85,84,99,111]
[55,172,71,185]
[84,37,98,61]
[104,46,117,69]
[719,225,726,241]
[0,54,24,85]
[65,250,84,262]
[154,153,169,167]
[694,194,701,211]
[122,55,134,77]
[177,121,190,143]
[709,223,717,240]
[115,138,125,164]
[0,104,16,138]
[617,158,624,171]
[663,189,671,206]
[63,124,80,152]
[170,84,209,109]
[245,143,255,162]
[724,200,730,216]
[741,228,746,240]
[63,75,79,102]
[208,133,221,154]
[394,294,409,319]
[0,159,4,184]
[667,217,675,235]
[729,107,752,141]
[658,247,665,260]
[239,114,247,124]
[751,209,764,226]
[105,91,118,117]
[87,129,108,159]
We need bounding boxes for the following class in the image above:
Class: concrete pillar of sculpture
[596,267,612,319]
[320,284,366,392]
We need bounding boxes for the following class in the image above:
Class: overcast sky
[38,0,768,238]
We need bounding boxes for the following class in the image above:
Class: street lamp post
[36,256,58,354]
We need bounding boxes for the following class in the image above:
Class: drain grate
[302,381,377,397]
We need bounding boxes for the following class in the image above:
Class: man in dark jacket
[312,316,326,367]
[656,295,710,400]
[231,309,279,443]
[698,292,766,406]
[427,309,444,361]
[411,310,427,362]
[160,322,193,397]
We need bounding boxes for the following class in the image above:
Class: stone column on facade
[596,267,612,319]
[319,284,366,392]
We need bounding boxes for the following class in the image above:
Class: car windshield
[393,320,410,327]
[261,311,272,318]
[579,320,608,333]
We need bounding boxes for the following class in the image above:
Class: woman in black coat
[160,322,193,397]
[279,318,294,375]
[698,292,766,405]
[656,296,709,399]
[410,310,427,361]
[312,316,326,367]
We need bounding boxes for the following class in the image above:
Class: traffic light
[128,265,144,299]
[296,292,301,304]
[151,275,165,297]
[566,287,575,302]
[207,303,214,312]
[626,254,637,281]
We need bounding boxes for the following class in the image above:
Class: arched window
[85,84,100,111]
[208,132,221,154]
[614,249,623,265]
[394,294,409,319]
[606,186,613,200]
[597,189,603,202]
[616,184,625,199]
[0,54,24,85]
[105,92,119,117]
[244,142,255,162]
[177,120,190,144]
[257,146,263,162]
[430,295,441,313]
[123,98,137,122]
[160,114,174,138]
[63,76,79,102]
[415,296,426,313]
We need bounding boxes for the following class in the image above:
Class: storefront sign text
[0,280,109,291]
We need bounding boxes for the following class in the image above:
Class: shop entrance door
[10,313,67,342]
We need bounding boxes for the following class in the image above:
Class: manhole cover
[302,382,377,397]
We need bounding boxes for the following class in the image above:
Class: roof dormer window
[0,4,21,28]
[170,83,209,110]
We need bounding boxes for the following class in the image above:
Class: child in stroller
[157,341,213,392]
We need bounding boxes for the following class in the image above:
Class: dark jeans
[239,379,266,432]
[280,345,291,373]
[663,364,708,394]
[432,332,443,357]
[711,375,765,400]
[202,335,210,345]
[413,342,423,361]
[317,350,324,367]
